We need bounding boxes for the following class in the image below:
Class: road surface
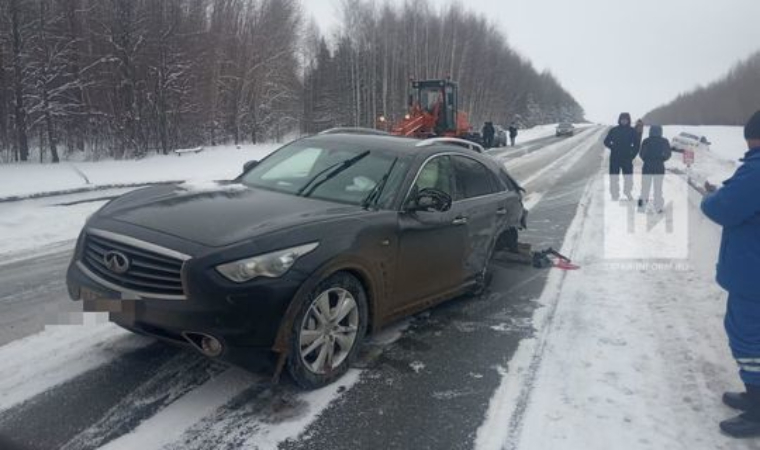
[0,127,606,450]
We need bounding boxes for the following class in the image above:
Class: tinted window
[497,168,517,192]
[452,156,497,200]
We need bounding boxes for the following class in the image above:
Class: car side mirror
[408,188,452,213]
[243,160,259,172]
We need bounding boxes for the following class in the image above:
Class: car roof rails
[415,137,484,153]
[318,127,390,136]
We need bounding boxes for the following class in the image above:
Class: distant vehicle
[556,123,575,137]
[66,131,526,389]
[494,126,508,147]
[671,132,711,153]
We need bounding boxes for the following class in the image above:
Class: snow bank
[0,195,107,257]
[662,126,746,186]
[0,144,278,260]
[0,143,279,200]
[476,172,747,450]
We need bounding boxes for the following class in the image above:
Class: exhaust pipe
[182,332,224,357]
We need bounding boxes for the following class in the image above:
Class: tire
[287,272,368,389]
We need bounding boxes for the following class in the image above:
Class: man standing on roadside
[482,122,495,148]
[701,110,760,438]
[508,123,518,147]
[604,112,640,201]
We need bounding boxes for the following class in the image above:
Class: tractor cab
[409,79,459,134]
[391,78,471,139]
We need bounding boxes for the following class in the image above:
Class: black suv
[67,132,526,388]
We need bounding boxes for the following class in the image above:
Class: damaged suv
[66,132,526,388]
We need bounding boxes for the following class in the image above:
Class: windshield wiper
[297,150,371,198]
[362,157,398,210]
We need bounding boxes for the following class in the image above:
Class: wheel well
[337,268,376,335]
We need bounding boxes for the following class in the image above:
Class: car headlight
[216,242,319,283]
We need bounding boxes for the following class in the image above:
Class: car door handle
[496,208,508,216]
[452,216,468,225]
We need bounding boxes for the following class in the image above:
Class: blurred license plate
[81,287,124,312]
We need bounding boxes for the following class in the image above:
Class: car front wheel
[287,272,368,389]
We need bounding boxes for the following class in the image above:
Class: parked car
[556,122,575,137]
[66,132,527,389]
[494,126,508,147]
[671,131,711,153]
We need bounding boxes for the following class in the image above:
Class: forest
[644,50,760,126]
[0,0,584,163]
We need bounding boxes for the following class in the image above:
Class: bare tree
[7,0,32,161]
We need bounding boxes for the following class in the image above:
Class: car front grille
[81,230,188,299]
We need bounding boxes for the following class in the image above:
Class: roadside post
[683,148,695,183]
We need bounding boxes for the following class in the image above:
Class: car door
[393,155,468,310]
[450,155,503,281]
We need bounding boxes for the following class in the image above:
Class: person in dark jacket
[604,112,640,200]
[635,119,645,149]
[637,125,671,212]
[701,110,760,438]
[508,123,518,146]
[482,122,495,148]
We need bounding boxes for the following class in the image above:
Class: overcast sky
[302,0,760,123]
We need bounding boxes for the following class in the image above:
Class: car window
[261,147,322,180]
[451,155,497,200]
[411,155,454,198]
[242,141,407,207]
[497,168,518,192]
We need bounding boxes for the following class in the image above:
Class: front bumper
[66,236,308,367]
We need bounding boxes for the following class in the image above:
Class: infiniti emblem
[103,251,130,274]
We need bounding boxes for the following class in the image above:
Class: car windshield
[680,133,700,140]
[241,141,409,208]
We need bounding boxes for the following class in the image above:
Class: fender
[270,254,384,381]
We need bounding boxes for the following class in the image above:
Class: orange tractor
[387,79,479,143]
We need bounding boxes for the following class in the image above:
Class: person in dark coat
[603,112,640,200]
[637,125,671,212]
[482,122,495,148]
[635,119,645,149]
[508,124,518,146]
[701,110,760,438]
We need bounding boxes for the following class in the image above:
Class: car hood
[98,181,364,247]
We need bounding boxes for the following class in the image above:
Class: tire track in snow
[0,341,179,450]
[61,352,228,450]
[0,321,151,413]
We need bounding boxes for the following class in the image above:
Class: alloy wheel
[298,288,359,374]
